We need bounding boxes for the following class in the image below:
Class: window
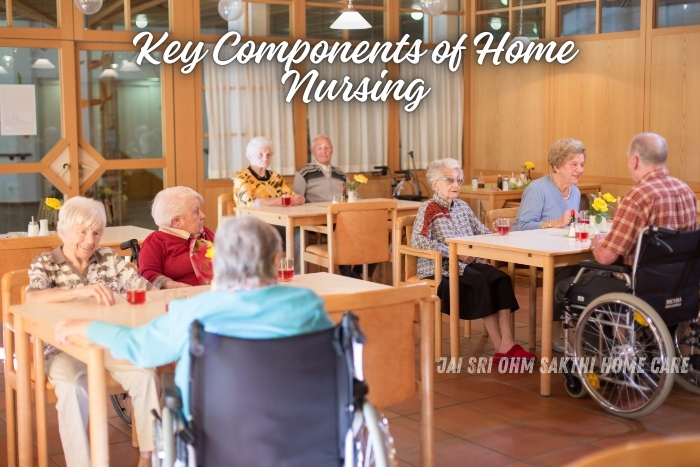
[476,0,544,42]
[657,0,700,28]
[558,0,640,36]
[201,0,292,37]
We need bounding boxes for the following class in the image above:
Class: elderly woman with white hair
[410,158,535,362]
[233,136,305,207]
[54,216,333,421]
[139,186,215,288]
[26,196,159,467]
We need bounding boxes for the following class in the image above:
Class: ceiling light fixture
[120,59,140,72]
[218,0,245,21]
[100,68,118,79]
[330,0,371,29]
[135,14,148,29]
[74,0,103,15]
[419,0,446,16]
[0,66,7,75]
[32,58,55,69]
[509,0,531,48]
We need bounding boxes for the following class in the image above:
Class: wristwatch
[548,220,552,228]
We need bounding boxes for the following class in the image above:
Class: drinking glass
[127,278,147,304]
[281,194,292,206]
[277,257,294,282]
[493,218,510,236]
[575,221,589,242]
[579,211,589,224]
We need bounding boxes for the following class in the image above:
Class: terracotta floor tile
[384,391,463,416]
[409,403,518,438]
[650,413,700,435]
[663,386,700,412]
[524,443,601,467]
[396,436,516,467]
[433,375,520,402]
[465,422,586,460]
[634,399,699,427]
[526,381,604,411]
[529,408,638,441]
[481,367,543,390]
[50,439,142,467]
[380,408,401,419]
[385,415,453,451]
[589,429,669,449]
[471,390,576,421]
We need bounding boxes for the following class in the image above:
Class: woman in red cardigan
[139,186,215,288]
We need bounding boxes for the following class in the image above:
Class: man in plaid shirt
[590,132,696,264]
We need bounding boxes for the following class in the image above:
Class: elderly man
[293,135,349,202]
[555,132,697,311]
[293,135,377,279]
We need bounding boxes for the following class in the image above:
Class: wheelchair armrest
[161,372,183,412]
[578,259,632,274]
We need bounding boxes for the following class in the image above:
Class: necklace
[550,174,571,200]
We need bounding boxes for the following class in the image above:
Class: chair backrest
[217,193,235,224]
[397,215,418,281]
[328,199,396,266]
[564,435,700,467]
[633,228,700,325]
[189,321,353,466]
[485,207,519,232]
[2,270,29,388]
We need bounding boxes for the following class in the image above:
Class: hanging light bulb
[509,0,531,48]
[74,0,103,15]
[218,0,245,21]
[419,0,446,16]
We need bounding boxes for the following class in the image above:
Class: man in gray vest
[293,135,377,279]
[293,135,348,202]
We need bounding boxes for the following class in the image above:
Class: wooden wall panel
[551,37,644,179]
[471,60,549,178]
[649,32,700,184]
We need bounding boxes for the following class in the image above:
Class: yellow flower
[204,241,215,259]
[354,174,368,184]
[346,174,369,190]
[602,192,617,203]
[45,198,62,210]
[592,197,608,213]
[523,161,535,171]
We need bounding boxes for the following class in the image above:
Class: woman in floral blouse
[233,136,305,208]
[410,158,535,362]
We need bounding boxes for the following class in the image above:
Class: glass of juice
[493,218,510,236]
[127,279,147,304]
[575,221,589,242]
[277,257,294,282]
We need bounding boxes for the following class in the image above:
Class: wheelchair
[151,312,395,466]
[560,225,700,418]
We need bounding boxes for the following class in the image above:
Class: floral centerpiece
[45,197,62,211]
[45,197,61,227]
[190,239,214,285]
[346,174,368,191]
[589,192,620,231]
[522,161,535,183]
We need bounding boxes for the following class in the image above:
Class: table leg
[286,219,294,260]
[449,243,460,360]
[88,348,109,467]
[420,298,435,467]
[34,338,48,467]
[540,258,554,396]
[15,317,33,467]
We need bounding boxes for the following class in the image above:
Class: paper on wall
[0,84,37,136]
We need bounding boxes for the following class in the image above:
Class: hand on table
[81,283,115,305]
[55,319,91,346]
[458,255,476,265]
[290,194,305,206]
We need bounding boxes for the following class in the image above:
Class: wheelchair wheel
[574,293,674,419]
[563,374,587,399]
[673,320,700,395]
[346,402,395,467]
[110,393,133,425]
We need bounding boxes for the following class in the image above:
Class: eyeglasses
[438,177,464,185]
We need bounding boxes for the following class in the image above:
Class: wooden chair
[2,270,138,467]
[393,215,444,362]
[301,200,396,280]
[564,435,700,467]
[484,208,541,349]
[217,192,235,224]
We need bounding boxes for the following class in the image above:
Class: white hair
[151,186,203,228]
[426,158,463,188]
[213,216,282,290]
[311,134,332,149]
[245,136,274,161]
[56,197,107,241]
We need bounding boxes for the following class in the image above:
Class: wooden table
[234,199,422,260]
[446,229,593,396]
[459,182,602,218]
[10,273,435,467]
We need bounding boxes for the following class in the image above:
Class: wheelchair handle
[650,226,680,236]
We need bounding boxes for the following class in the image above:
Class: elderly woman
[513,138,586,231]
[139,186,215,289]
[54,216,333,421]
[233,136,305,207]
[26,196,159,467]
[411,158,535,361]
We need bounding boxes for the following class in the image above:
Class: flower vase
[39,219,50,236]
[591,216,608,234]
[347,190,358,203]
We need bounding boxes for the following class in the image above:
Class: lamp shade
[330,8,371,29]
[31,58,55,69]
[100,68,118,79]
[218,0,244,21]
[74,0,103,15]
[419,0,446,16]
[0,66,7,75]
[120,60,141,72]
[508,36,532,49]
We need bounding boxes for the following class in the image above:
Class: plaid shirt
[600,168,697,263]
[410,193,492,278]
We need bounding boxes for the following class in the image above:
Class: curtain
[307,61,387,173]
[399,59,463,170]
[204,47,295,179]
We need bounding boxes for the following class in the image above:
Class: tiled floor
[1,285,699,466]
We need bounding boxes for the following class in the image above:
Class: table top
[0,225,154,250]
[235,199,422,217]
[10,273,390,328]
[459,181,602,196]
[447,228,592,257]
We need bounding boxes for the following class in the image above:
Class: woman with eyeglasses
[410,158,535,361]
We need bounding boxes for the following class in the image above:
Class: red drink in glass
[281,195,291,206]
[127,289,146,304]
[277,268,294,281]
[579,230,589,241]
[497,225,510,236]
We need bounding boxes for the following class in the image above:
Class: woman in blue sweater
[54,216,334,419]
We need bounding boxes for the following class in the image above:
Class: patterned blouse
[410,193,492,279]
[233,166,294,208]
[27,246,143,358]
